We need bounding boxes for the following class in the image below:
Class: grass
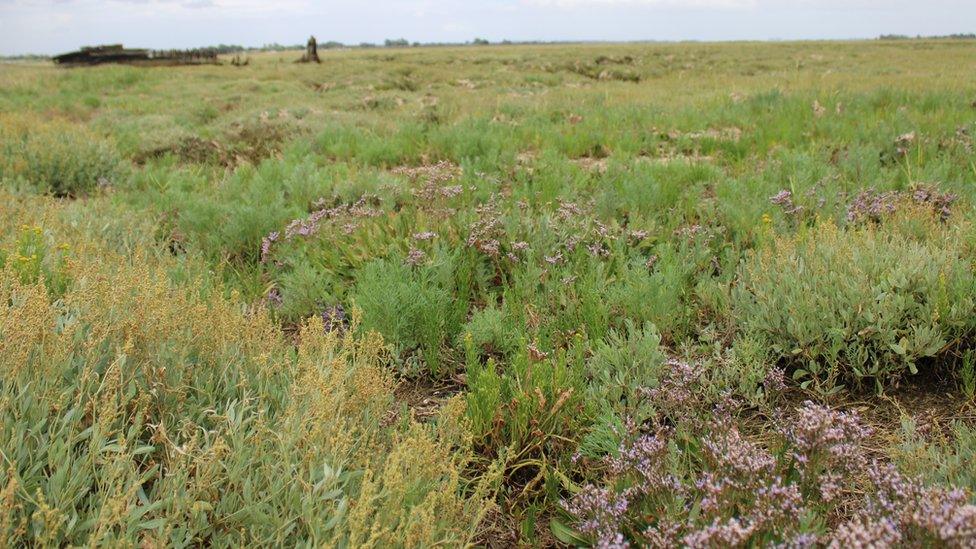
[2,40,976,546]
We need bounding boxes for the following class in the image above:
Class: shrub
[733,210,976,393]
[0,193,490,546]
[0,223,70,297]
[586,320,665,417]
[353,257,466,376]
[895,419,976,497]
[0,114,124,196]
[464,335,589,496]
[462,304,519,359]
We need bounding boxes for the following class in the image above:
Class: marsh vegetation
[2,40,976,546]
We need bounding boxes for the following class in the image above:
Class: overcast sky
[1,0,973,55]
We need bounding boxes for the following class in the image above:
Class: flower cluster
[846,188,900,223]
[911,183,959,221]
[852,462,976,546]
[777,401,871,500]
[393,160,465,204]
[261,195,383,261]
[564,390,976,548]
[405,248,427,266]
[846,184,958,224]
[770,189,803,215]
[563,486,631,548]
[412,231,437,241]
[260,231,279,263]
[466,197,506,257]
[638,358,701,420]
[320,304,346,333]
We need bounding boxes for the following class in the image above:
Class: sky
[1,0,973,55]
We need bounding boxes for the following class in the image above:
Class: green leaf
[138,518,168,530]
[550,518,588,546]
[890,340,906,356]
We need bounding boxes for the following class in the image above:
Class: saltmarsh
[2,40,976,546]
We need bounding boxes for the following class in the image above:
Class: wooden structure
[53,44,219,67]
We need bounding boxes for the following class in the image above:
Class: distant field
[2,41,976,546]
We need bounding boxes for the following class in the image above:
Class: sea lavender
[265,287,283,308]
[405,248,427,266]
[865,461,976,546]
[412,231,437,241]
[607,424,681,497]
[911,183,959,221]
[639,359,701,420]
[846,188,902,223]
[260,230,279,263]
[682,517,756,548]
[770,189,803,215]
[829,518,902,548]
[466,197,505,257]
[778,401,871,494]
[320,304,346,333]
[562,486,631,548]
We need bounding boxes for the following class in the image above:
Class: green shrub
[353,258,466,375]
[462,304,519,359]
[895,419,976,498]
[0,115,124,196]
[0,194,489,547]
[0,223,71,297]
[733,211,976,392]
[464,334,589,491]
[586,320,665,416]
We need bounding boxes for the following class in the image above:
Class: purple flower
[777,401,871,486]
[563,486,630,547]
[321,304,346,333]
[260,231,280,263]
[405,248,427,266]
[829,518,901,548]
[770,189,803,215]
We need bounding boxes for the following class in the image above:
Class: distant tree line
[878,33,976,40]
[0,53,51,61]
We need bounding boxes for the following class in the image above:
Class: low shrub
[462,304,519,359]
[895,419,976,497]
[353,257,466,376]
[0,114,124,196]
[464,336,589,500]
[733,209,976,393]
[0,193,491,546]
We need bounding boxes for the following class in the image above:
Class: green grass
[2,40,976,545]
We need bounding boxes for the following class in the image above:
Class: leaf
[550,518,588,546]
[890,338,907,356]
[138,518,168,530]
